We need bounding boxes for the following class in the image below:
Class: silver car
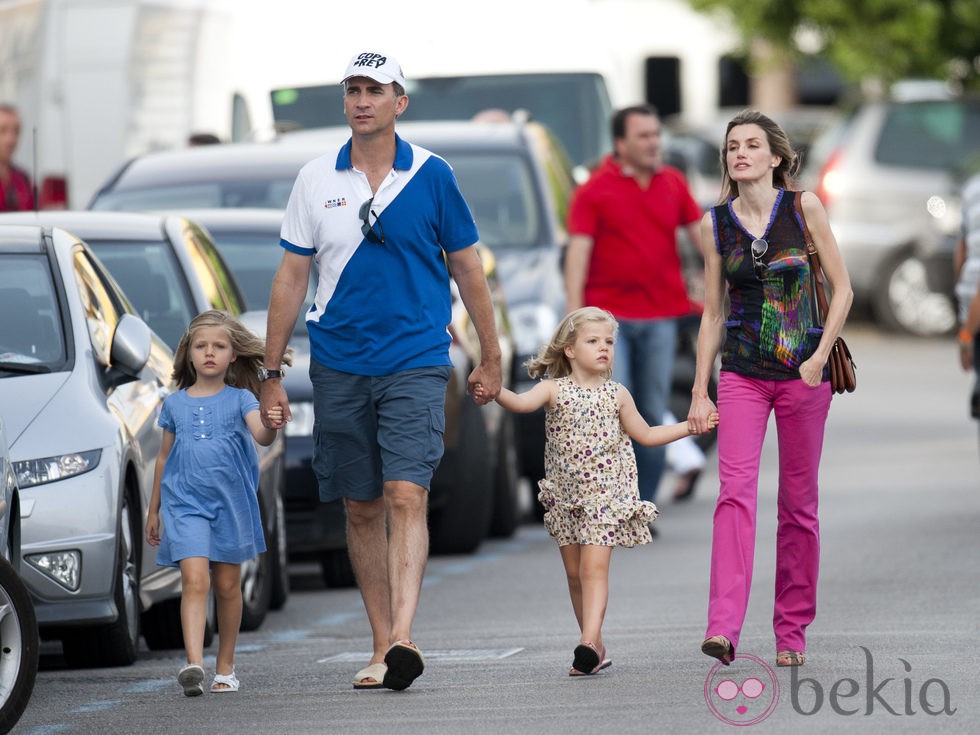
[0,414,37,732]
[0,223,181,667]
[800,92,980,335]
[0,210,288,632]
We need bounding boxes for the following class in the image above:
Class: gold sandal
[776,650,806,667]
[701,635,734,666]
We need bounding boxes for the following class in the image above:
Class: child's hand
[472,382,487,400]
[146,512,161,547]
[706,411,719,430]
[267,405,284,427]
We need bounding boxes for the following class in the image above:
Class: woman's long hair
[718,109,799,202]
[171,309,292,397]
[525,306,618,379]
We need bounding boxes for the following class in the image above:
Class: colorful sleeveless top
[711,189,824,380]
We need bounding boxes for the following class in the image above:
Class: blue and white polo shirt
[280,134,479,376]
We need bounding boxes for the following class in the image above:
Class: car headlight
[284,402,315,437]
[508,302,561,358]
[26,550,81,590]
[14,449,102,488]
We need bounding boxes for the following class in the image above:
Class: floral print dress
[537,377,658,547]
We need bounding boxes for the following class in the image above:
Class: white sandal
[353,662,387,689]
[177,663,205,697]
[210,671,239,693]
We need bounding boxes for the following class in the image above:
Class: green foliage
[689,0,980,89]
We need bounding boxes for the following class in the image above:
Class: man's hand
[468,359,501,405]
[260,380,291,429]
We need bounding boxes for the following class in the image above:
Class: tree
[689,0,980,91]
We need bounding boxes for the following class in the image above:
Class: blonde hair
[172,310,292,397]
[525,306,618,379]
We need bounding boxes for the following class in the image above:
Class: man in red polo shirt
[0,104,35,212]
[565,104,703,510]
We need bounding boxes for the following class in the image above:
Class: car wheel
[239,551,271,632]
[429,399,492,554]
[0,555,38,733]
[320,548,356,588]
[873,252,956,336]
[489,412,522,537]
[63,493,140,668]
[268,491,290,610]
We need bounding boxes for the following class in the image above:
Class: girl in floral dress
[476,307,717,676]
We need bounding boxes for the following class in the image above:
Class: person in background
[688,109,852,669]
[259,51,501,692]
[664,410,706,501]
[0,104,35,212]
[475,307,716,676]
[565,104,703,512]
[954,168,980,445]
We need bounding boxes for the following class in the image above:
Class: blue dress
[156,386,266,567]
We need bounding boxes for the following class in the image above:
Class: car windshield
[447,153,540,251]
[272,73,612,167]
[95,152,541,251]
[0,254,67,372]
[875,100,980,170]
[92,179,298,211]
[86,240,196,350]
[206,229,315,336]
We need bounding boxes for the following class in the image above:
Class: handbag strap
[794,191,831,326]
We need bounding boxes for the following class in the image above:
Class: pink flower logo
[704,652,779,726]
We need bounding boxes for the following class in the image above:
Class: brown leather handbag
[795,191,857,394]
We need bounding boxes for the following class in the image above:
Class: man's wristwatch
[258,366,285,382]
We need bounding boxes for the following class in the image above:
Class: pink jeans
[705,371,832,654]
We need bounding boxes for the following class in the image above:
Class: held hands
[687,410,719,435]
[266,405,284,427]
[688,394,719,435]
[260,381,290,429]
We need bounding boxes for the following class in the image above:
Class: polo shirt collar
[335,133,414,171]
[602,154,662,178]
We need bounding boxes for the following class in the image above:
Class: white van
[0,0,243,209]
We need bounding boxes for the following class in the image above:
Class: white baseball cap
[341,51,406,88]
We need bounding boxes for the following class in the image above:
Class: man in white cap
[260,51,501,691]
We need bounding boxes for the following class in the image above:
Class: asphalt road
[11,324,978,735]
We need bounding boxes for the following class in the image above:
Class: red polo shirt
[568,155,701,319]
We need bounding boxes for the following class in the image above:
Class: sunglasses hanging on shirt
[359,197,385,245]
[750,238,768,280]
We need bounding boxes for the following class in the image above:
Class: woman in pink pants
[687,110,852,668]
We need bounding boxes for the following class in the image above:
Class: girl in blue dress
[146,310,289,696]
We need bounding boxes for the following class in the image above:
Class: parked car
[161,208,515,582]
[0,223,181,667]
[0,415,37,733]
[0,211,288,631]
[799,90,980,335]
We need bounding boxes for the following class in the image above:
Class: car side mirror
[108,313,151,384]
